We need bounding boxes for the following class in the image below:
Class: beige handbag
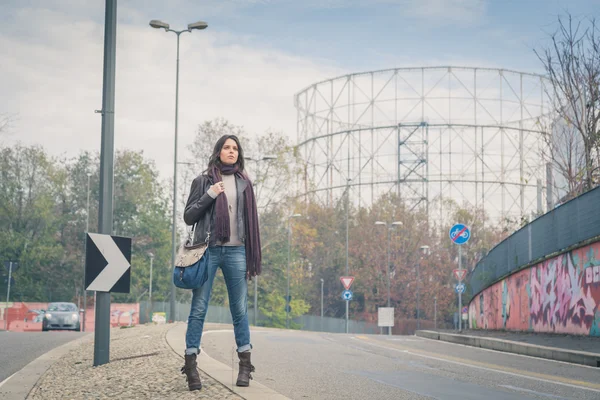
[175,225,208,267]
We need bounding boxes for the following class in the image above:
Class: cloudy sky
[1,0,597,180]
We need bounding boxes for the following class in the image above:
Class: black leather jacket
[183,174,248,247]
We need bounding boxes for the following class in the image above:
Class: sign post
[378,307,394,334]
[86,233,132,366]
[95,0,117,367]
[340,276,354,333]
[450,223,470,332]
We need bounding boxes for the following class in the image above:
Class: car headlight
[44,313,52,319]
[72,313,79,320]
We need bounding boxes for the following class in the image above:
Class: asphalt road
[201,328,600,400]
[0,330,88,384]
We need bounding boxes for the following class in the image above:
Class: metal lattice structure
[295,66,551,221]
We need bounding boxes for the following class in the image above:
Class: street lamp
[417,245,430,331]
[246,154,277,326]
[82,172,92,332]
[320,278,324,331]
[286,213,302,329]
[434,295,438,330]
[374,220,403,335]
[150,18,208,322]
[148,252,155,318]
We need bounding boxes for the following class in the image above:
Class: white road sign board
[378,307,394,327]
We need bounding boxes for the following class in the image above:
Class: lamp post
[417,245,430,331]
[246,155,277,326]
[286,213,301,329]
[82,172,91,332]
[374,220,403,335]
[434,295,437,330]
[150,19,208,322]
[149,252,154,321]
[320,278,324,331]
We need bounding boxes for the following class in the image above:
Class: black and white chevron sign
[85,233,132,293]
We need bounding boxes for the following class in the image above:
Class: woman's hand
[210,181,225,195]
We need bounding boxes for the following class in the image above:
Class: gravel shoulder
[26,323,242,400]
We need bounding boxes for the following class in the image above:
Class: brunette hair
[206,134,245,172]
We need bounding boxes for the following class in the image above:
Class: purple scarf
[210,164,262,278]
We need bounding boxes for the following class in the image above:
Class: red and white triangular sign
[340,276,354,290]
[453,269,467,282]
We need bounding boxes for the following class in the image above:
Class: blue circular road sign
[449,224,470,245]
[342,290,353,301]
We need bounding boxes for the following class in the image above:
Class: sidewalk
[416,329,600,367]
[2,322,287,400]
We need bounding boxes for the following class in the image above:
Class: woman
[180,134,261,391]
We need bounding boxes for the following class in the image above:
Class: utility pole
[4,261,15,331]
[94,0,117,367]
[320,278,324,332]
[345,179,350,334]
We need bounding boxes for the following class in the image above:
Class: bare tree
[0,114,14,143]
[539,116,587,201]
[535,14,600,192]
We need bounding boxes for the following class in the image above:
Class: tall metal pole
[4,262,12,330]
[320,278,324,331]
[345,180,349,334]
[83,173,91,332]
[458,245,463,332]
[386,228,391,335]
[95,0,117,367]
[286,220,291,329]
[169,32,182,323]
[253,161,260,326]
[149,254,154,315]
[416,258,420,331]
[434,296,437,330]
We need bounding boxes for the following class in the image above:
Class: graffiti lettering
[469,241,600,337]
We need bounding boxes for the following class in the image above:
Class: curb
[0,333,93,400]
[165,323,290,400]
[416,330,600,368]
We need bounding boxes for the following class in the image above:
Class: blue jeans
[185,246,251,355]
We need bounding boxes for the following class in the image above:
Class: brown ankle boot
[236,351,255,387]
[181,353,202,391]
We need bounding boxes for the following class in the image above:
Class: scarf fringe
[211,165,261,277]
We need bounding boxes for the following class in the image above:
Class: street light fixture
[149,20,169,30]
[149,18,208,322]
[374,220,403,335]
[246,154,277,326]
[286,213,302,329]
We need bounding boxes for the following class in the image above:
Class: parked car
[42,302,82,332]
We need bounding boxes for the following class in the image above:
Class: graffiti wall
[469,241,600,337]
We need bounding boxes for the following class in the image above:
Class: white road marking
[500,385,570,399]
[350,337,600,394]
[418,335,600,371]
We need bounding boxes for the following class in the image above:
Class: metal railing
[468,186,600,296]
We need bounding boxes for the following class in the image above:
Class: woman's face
[219,138,239,166]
